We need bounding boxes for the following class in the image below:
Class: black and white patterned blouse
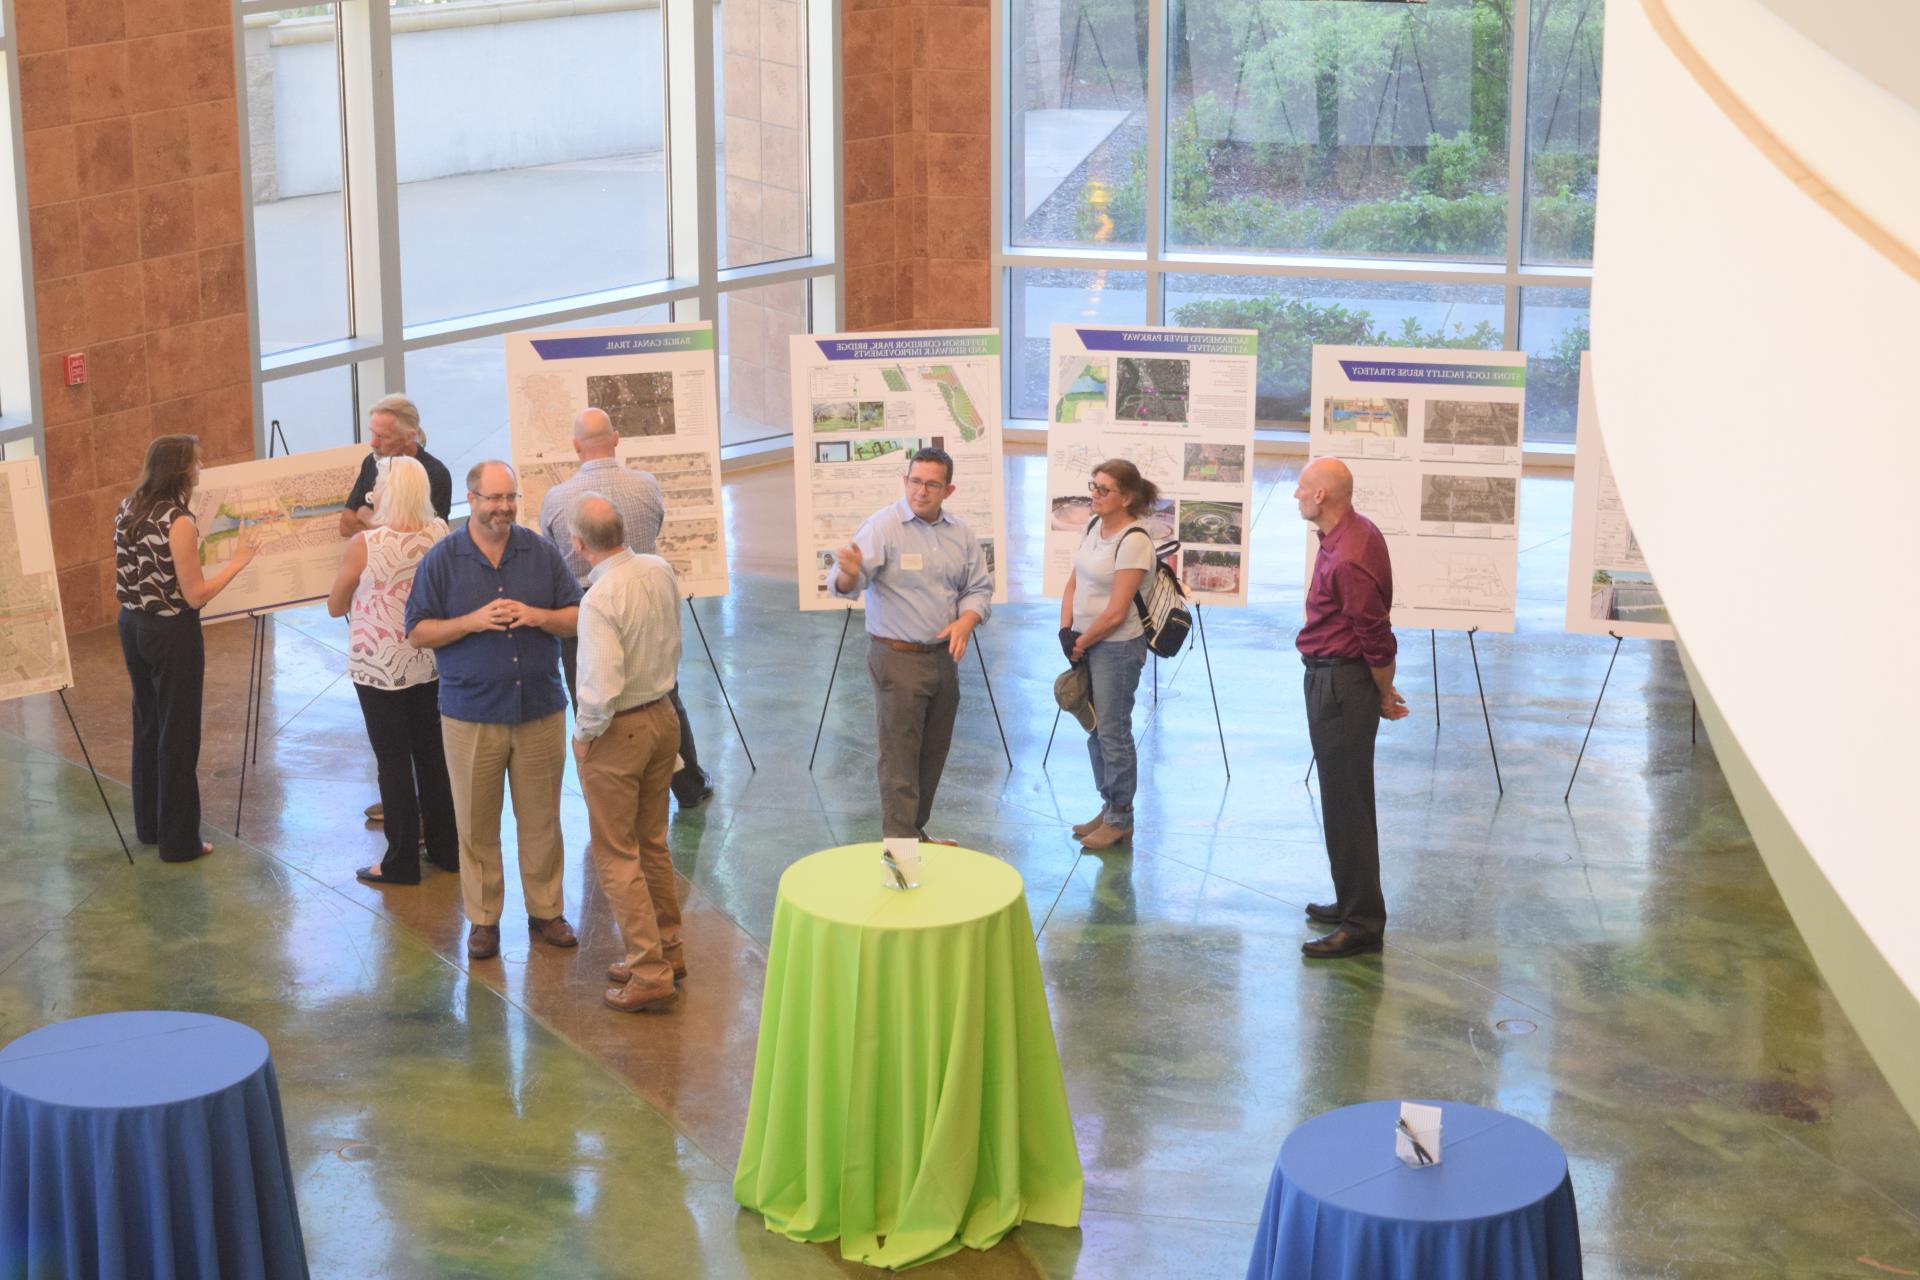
[114,497,190,616]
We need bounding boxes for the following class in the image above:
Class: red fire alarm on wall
[63,352,87,386]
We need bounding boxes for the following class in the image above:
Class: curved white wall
[1592,0,1920,1118]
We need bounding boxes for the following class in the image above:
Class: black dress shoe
[1301,928,1384,959]
[1305,902,1341,924]
[672,767,714,807]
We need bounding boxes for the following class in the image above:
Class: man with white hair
[1294,457,1409,960]
[339,394,452,537]
[568,494,686,1013]
[539,406,713,809]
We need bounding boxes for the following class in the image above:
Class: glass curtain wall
[241,0,837,477]
[1005,0,1602,443]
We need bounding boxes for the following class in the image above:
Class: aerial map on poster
[1566,353,1673,640]
[1042,325,1258,605]
[1308,346,1526,632]
[789,330,1008,610]
[504,323,729,598]
[192,445,365,622]
[0,459,73,702]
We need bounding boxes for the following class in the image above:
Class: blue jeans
[1085,635,1147,827]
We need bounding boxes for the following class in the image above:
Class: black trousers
[353,680,460,881]
[1304,661,1386,938]
[560,635,703,797]
[117,608,204,860]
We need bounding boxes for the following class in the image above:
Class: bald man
[568,495,687,1013]
[539,408,713,810]
[1294,458,1409,959]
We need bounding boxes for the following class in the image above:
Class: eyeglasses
[1086,481,1115,497]
[904,477,947,491]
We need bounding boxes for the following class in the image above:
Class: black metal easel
[684,596,755,770]
[234,611,269,836]
[1043,602,1229,778]
[1305,627,1498,793]
[57,689,132,864]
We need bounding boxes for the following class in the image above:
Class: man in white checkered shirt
[541,408,713,808]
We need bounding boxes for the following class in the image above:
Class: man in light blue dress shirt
[829,447,993,840]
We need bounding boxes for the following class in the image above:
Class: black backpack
[1083,518,1193,658]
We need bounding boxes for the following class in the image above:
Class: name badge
[901,553,925,571]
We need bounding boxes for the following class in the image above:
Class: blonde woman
[327,456,457,884]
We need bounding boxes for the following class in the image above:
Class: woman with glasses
[113,434,258,862]
[326,455,458,885]
[1059,459,1159,849]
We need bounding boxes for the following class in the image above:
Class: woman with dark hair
[1059,458,1158,849]
[113,434,257,862]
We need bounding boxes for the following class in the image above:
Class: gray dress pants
[1304,661,1387,938]
[868,639,961,839]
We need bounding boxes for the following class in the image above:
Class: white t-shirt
[1071,519,1156,638]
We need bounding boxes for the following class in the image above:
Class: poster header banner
[529,329,716,360]
[813,334,1001,360]
[1338,359,1527,387]
[1076,329,1257,357]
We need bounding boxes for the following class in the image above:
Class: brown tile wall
[19,0,254,634]
[841,0,989,332]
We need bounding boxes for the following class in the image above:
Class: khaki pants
[573,698,682,987]
[441,710,568,925]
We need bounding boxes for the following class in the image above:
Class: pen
[1397,1117,1434,1165]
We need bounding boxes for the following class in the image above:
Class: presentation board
[1042,324,1258,606]
[1566,353,1673,640]
[0,459,73,702]
[1308,346,1527,632]
[789,330,1008,610]
[504,322,730,598]
[192,445,366,623]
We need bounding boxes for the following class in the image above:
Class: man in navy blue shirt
[406,460,584,961]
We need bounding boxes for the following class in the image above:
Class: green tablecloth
[733,843,1084,1269]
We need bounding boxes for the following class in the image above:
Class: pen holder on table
[881,838,921,890]
[1395,1102,1442,1168]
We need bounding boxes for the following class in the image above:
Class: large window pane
[392,6,670,325]
[1519,287,1587,444]
[244,8,351,354]
[403,306,671,480]
[263,365,357,456]
[1008,267,1148,420]
[1163,275,1501,425]
[721,280,811,448]
[1169,0,1509,259]
[719,0,811,267]
[1009,0,1148,249]
[1525,0,1603,264]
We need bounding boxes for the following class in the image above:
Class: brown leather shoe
[604,977,677,1013]
[1305,902,1341,924]
[528,915,578,947]
[1078,822,1133,850]
[608,955,687,985]
[1071,813,1105,837]
[1301,928,1384,959]
[467,924,500,960]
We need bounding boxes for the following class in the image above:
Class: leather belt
[612,695,670,717]
[1301,654,1364,669]
[871,637,947,654]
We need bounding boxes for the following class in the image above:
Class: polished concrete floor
[3,451,1917,1277]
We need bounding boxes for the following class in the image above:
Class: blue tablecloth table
[1246,1100,1582,1280]
[0,1010,309,1280]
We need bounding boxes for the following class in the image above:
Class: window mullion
[1144,0,1168,323]
[1505,0,1533,347]
[339,0,404,408]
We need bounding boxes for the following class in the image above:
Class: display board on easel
[1042,324,1258,605]
[0,459,73,702]
[190,444,366,624]
[1308,346,1527,633]
[504,322,730,599]
[789,329,1008,610]
[1566,352,1672,641]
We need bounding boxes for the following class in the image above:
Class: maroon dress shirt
[1297,510,1397,668]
